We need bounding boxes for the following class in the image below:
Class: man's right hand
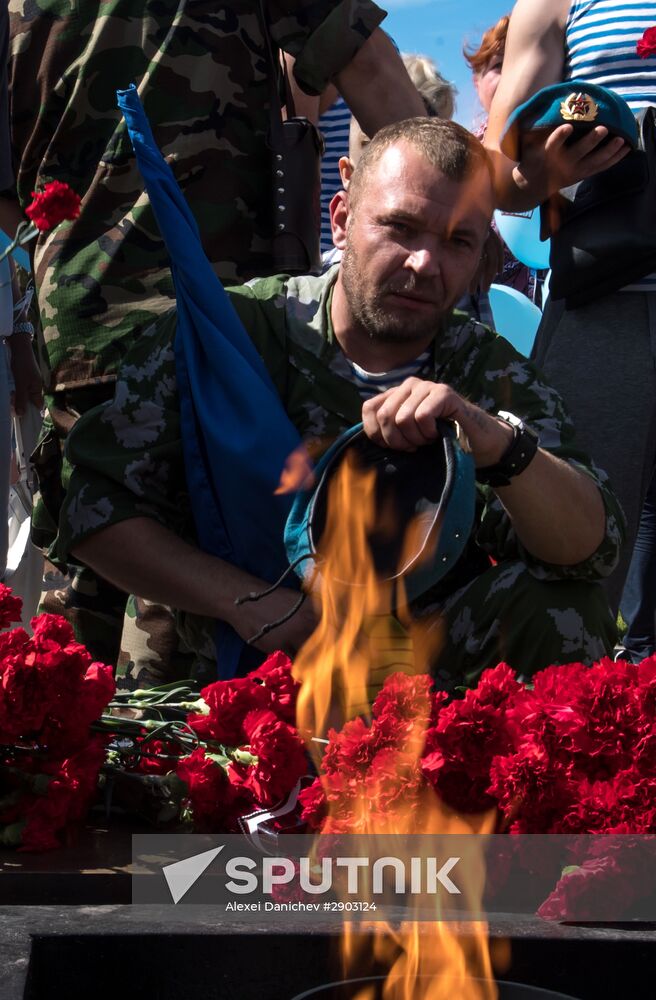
[73,518,319,660]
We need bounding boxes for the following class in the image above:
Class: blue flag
[118,85,301,678]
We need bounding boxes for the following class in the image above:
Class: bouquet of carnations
[0,581,309,850]
[0,585,115,850]
[102,650,308,833]
[299,658,656,919]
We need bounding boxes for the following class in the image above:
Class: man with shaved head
[54,118,624,691]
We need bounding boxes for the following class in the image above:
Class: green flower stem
[106,700,206,712]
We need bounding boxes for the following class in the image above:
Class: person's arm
[485,0,628,211]
[333,29,424,135]
[361,378,604,567]
[73,518,317,656]
[282,53,320,123]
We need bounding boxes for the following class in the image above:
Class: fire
[275,444,316,495]
[293,441,500,999]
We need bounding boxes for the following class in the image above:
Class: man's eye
[387,221,411,235]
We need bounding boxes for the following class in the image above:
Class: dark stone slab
[0,820,140,905]
[0,906,654,1000]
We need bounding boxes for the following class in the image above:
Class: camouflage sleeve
[444,323,626,582]
[56,283,293,565]
[56,309,190,564]
[269,0,386,96]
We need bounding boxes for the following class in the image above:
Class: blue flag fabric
[117,85,301,678]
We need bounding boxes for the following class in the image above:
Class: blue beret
[284,421,475,603]
[500,80,639,160]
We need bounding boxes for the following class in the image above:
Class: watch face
[497,410,523,429]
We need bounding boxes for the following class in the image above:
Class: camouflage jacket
[7,0,385,392]
[58,267,626,601]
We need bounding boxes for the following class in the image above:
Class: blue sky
[382,0,512,126]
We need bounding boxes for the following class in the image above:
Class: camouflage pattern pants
[428,559,617,692]
[358,558,616,704]
[39,568,195,688]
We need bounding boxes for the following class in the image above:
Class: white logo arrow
[162,845,224,903]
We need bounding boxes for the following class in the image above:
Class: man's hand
[74,518,319,660]
[361,377,607,566]
[512,125,630,205]
[230,583,318,656]
[361,378,512,466]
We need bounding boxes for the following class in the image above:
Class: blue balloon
[494,207,551,270]
[0,232,30,271]
[488,283,542,357]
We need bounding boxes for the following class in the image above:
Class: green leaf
[0,820,26,847]
[205,752,231,768]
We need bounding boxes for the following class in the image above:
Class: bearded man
[55,118,624,690]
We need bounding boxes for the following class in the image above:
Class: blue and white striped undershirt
[565,0,656,291]
[346,351,432,400]
[318,96,352,255]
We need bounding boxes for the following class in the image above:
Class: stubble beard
[340,243,441,345]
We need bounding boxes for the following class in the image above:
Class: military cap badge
[560,92,599,122]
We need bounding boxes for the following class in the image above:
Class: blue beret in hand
[500,80,639,161]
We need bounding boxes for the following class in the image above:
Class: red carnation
[318,770,368,835]
[19,739,106,852]
[177,747,242,832]
[366,748,422,828]
[188,676,270,746]
[372,672,435,723]
[134,738,182,776]
[0,584,22,629]
[251,650,300,725]
[25,181,81,232]
[637,26,656,58]
[299,778,327,831]
[229,709,307,807]
[421,663,519,813]
[538,843,651,922]
[321,715,379,777]
[43,661,116,754]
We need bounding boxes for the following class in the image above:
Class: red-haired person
[464,14,510,124]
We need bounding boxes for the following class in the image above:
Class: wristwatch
[475,411,539,488]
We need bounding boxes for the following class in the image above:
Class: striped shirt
[565,0,656,290]
[346,351,432,400]
[318,96,352,254]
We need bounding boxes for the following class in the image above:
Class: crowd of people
[0,0,654,694]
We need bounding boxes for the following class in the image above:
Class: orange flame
[274,444,316,495]
[294,441,501,998]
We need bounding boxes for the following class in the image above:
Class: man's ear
[330,189,350,250]
[338,155,354,188]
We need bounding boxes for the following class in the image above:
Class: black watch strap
[476,412,539,488]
